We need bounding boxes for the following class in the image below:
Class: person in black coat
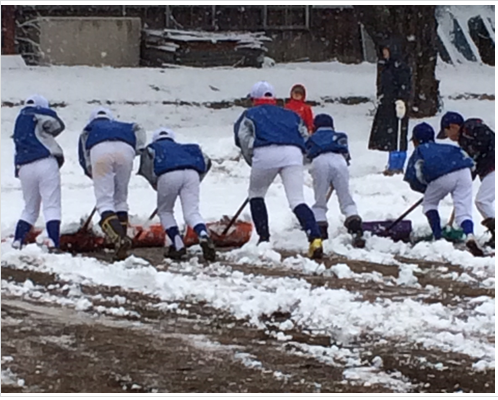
[368,39,412,176]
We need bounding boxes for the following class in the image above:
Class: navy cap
[437,111,464,139]
[410,122,435,144]
[313,113,334,130]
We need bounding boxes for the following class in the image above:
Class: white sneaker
[11,240,22,250]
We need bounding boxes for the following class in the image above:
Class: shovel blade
[362,220,412,242]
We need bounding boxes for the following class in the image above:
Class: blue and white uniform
[304,113,364,244]
[235,104,308,208]
[78,107,146,216]
[12,95,65,249]
[404,123,476,241]
[306,126,358,222]
[234,81,321,247]
[438,112,495,247]
[138,128,212,253]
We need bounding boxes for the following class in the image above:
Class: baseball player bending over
[234,81,323,260]
[404,123,484,257]
[138,128,215,261]
[438,111,495,249]
[78,107,146,261]
[12,95,65,251]
[305,113,365,248]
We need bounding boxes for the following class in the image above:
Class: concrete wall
[37,17,141,67]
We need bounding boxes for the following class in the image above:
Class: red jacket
[285,84,314,133]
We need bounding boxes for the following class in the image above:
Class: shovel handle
[384,198,423,233]
[447,208,455,227]
[222,198,250,236]
[80,206,97,233]
[147,208,158,221]
[132,207,159,242]
[326,185,334,202]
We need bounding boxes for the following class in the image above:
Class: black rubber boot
[466,235,485,257]
[250,198,270,244]
[317,222,329,240]
[482,218,495,248]
[199,236,216,262]
[100,211,131,261]
[116,211,129,234]
[257,237,270,245]
[345,215,366,248]
[164,245,187,261]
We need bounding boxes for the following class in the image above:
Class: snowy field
[1,60,495,393]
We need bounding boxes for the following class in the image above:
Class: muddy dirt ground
[1,247,495,393]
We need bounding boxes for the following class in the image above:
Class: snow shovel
[58,206,108,252]
[131,200,253,249]
[362,198,423,242]
[131,208,166,248]
[21,206,107,253]
[414,208,465,244]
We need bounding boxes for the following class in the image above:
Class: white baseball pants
[18,157,61,225]
[157,169,205,230]
[310,153,358,222]
[475,170,495,219]
[423,168,473,226]
[252,145,303,169]
[248,165,305,210]
[90,141,135,215]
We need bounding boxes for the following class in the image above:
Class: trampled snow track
[1,245,494,393]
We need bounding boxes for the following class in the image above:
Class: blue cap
[410,122,435,143]
[313,113,334,130]
[437,111,464,139]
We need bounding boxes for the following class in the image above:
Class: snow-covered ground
[1,60,495,391]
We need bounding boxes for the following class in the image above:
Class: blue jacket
[83,118,137,150]
[234,104,308,165]
[404,142,474,193]
[78,118,146,178]
[137,138,211,189]
[13,106,65,174]
[305,127,351,162]
[150,138,206,176]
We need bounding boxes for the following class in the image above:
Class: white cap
[249,81,275,99]
[89,107,114,122]
[152,127,176,142]
[25,94,49,108]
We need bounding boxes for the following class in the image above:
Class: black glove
[55,154,65,168]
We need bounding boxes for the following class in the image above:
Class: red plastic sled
[11,220,253,253]
[184,220,253,248]
[135,220,253,248]
[18,228,107,253]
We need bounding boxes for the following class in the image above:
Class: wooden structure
[1,5,16,54]
[142,29,270,67]
[8,5,365,64]
[4,5,495,67]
